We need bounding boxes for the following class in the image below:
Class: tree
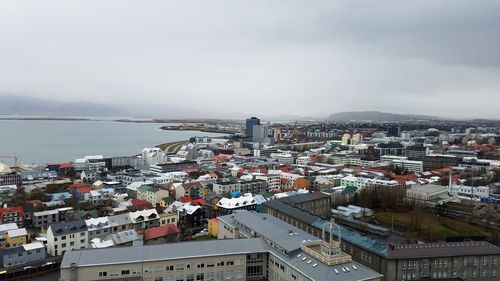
[26,189,45,201]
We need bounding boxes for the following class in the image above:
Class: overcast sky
[1,0,499,119]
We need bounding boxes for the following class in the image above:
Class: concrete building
[406,184,455,207]
[60,215,382,281]
[255,174,281,191]
[216,193,257,215]
[213,179,267,195]
[392,159,424,173]
[32,209,60,228]
[261,198,500,281]
[341,134,351,146]
[449,185,490,201]
[0,206,25,227]
[46,220,89,256]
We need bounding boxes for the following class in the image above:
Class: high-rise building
[245,117,260,137]
[387,126,401,137]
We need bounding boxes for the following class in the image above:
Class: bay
[0,119,225,165]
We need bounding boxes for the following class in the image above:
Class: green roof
[341,185,358,194]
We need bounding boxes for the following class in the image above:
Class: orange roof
[179,196,193,203]
[77,187,93,193]
[0,206,25,217]
[70,183,91,189]
[144,224,180,240]
[295,178,311,189]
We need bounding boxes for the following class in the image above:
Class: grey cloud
[0,0,499,119]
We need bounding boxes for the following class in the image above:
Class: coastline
[160,125,238,134]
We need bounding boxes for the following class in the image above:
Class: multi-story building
[449,185,490,201]
[261,198,500,281]
[129,209,160,230]
[255,174,281,191]
[0,206,25,227]
[216,193,257,215]
[403,145,427,160]
[376,143,404,156]
[60,215,382,281]
[46,220,89,256]
[137,186,170,206]
[5,228,27,246]
[213,180,267,195]
[150,161,198,174]
[85,217,111,241]
[32,209,60,228]
[275,191,331,219]
[392,159,424,173]
[245,116,260,137]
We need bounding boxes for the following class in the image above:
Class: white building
[449,185,489,201]
[46,220,89,256]
[141,148,167,167]
[270,153,294,165]
[255,174,281,191]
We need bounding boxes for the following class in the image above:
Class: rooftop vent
[334,269,339,274]
[352,265,357,270]
[312,264,318,268]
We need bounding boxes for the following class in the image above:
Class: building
[46,220,89,256]
[217,210,382,281]
[60,218,381,281]
[403,145,427,160]
[406,184,455,207]
[5,228,27,246]
[392,159,424,173]
[129,209,160,230]
[275,191,331,219]
[32,209,60,228]
[1,241,46,267]
[213,180,267,195]
[387,126,401,137]
[255,174,281,191]
[137,186,170,206]
[351,133,363,145]
[216,193,257,215]
[85,217,111,241]
[449,185,490,201]
[0,206,25,227]
[341,134,351,146]
[252,124,273,144]
[150,161,198,174]
[245,116,261,137]
[376,143,404,156]
[261,198,500,281]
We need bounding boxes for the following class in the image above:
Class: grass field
[376,211,493,241]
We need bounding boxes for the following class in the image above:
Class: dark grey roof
[48,220,88,236]
[263,200,322,225]
[219,210,319,253]
[61,238,268,268]
[387,241,500,259]
[278,192,329,206]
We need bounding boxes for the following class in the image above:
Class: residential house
[129,209,160,230]
[143,224,180,244]
[46,220,88,256]
[5,228,28,246]
[159,212,178,226]
[159,196,175,209]
[1,242,46,267]
[0,206,25,227]
[137,186,169,206]
[85,217,111,240]
[108,213,133,233]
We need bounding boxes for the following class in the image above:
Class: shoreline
[160,125,238,135]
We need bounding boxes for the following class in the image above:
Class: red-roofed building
[0,206,25,227]
[178,196,193,203]
[69,183,91,189]
[131,199,153,210]
[143,224,180,242]
[191,198,206,206]
[75,187,93,201]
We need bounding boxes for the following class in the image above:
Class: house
[85,217,111,240]
[108,213,133,233]
[143,224,180,243]
[0,242,46,267]
[111,229,140,246]
[129,209,160,230]
[136,186,170,206]
[159,196,175,209]
[74,187,93,201]
[46,220,88,256]
[216,193,257,215]
[51,192,72,202]
[0,206,25,227]
[177,204,206,229]
[159,212,178,226]
[5,228,28,246]
[131,198,152,210]
[0,223,18,245]
[32,209,60,228]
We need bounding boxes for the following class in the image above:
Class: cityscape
[1,1,500,281]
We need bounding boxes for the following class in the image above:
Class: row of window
[99,271,244,281]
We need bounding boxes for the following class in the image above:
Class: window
[176,264,185,270]
[235,271,244,279]
[155,278,163,281]
[122,270,130,275]
[225,272,232,280]
[196,263,204,269]
[166,265,174,271]
[61,243,66,248]
[196,273,204,281]
[99,272,108,277]
[61,236,66,240]
[207,262,215,268]
[186,274,194,281]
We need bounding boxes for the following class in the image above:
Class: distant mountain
[327,111,443,122]
[0,95,128,117]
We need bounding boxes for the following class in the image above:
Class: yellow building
[159,196,175,208]
[207,218,219,237]
[5,228,27,247]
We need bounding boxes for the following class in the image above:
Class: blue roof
[51,192,72,201]
[312,220,388,257]
[20,171,57,180]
